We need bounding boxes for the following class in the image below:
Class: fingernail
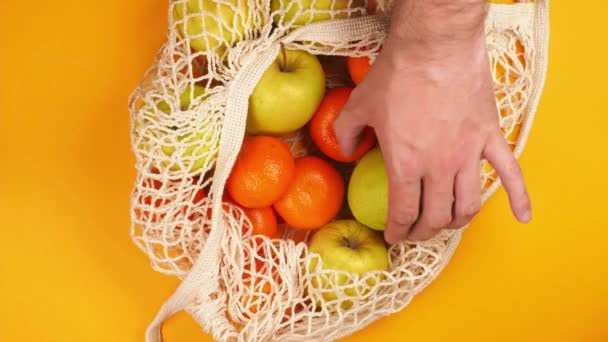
[520,209,532,223]
[384,230,402,245]
[384,232,396,245]
[407,231,426,242]
[407,235,421,242]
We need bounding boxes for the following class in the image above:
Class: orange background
[1,1,607,341]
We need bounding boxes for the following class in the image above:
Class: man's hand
[334,0,531,244]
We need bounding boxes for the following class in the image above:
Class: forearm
[391,0,486,41]
[385,0,489,75]
[388,0,487,61]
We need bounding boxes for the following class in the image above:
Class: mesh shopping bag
[129,1,549,340]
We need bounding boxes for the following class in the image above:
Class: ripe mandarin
[227,136,295,208]
[274,156,344,230]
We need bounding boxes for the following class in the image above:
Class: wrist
[389,0,487,49]
[384,0,488,74]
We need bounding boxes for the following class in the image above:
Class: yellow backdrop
[1,1,606,341]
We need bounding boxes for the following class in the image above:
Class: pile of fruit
[222,46,394,317]
[131,0,536,334]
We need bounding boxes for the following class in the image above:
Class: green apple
[271,0,365,26]
[157,84,205,113]
[173,0,250,56]
[137,85,218,173]
[247,48,325,135]
[348,148,388,230]
[308,220,388,310]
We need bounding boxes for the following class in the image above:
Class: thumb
[333,109,365,157]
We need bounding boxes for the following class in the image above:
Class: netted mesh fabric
[128,1,549,341]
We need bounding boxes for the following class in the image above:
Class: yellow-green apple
[173,0,250,56]
[348,148,387,230]
[247,48,325,135]
[271,0,365,26]
[157,83,205,113]
[308,220,388,309]
[137,85,218,173]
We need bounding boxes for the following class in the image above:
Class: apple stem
[280,43,287,72]
[341,236,361,250]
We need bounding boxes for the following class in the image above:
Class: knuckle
[445,223,463,230]
[430,154,464,175]
[392,177,418,189]
[505,159,523,178]
[425,173,449,188]
[462,201,481,217]
[481,123,498,138]
[389,169,420,186]
[393,152,420,170]
[433,155,454,171]
[391,208,419,226]
[402,156,420,170]
[415,227,442,241]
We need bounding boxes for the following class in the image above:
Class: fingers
[448,161,482,229]
[334,109,365,157]
[384,175,421,245]
[407,175,455,241]
[483,131,532,223]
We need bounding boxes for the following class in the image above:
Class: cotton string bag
[128,0,549,340]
